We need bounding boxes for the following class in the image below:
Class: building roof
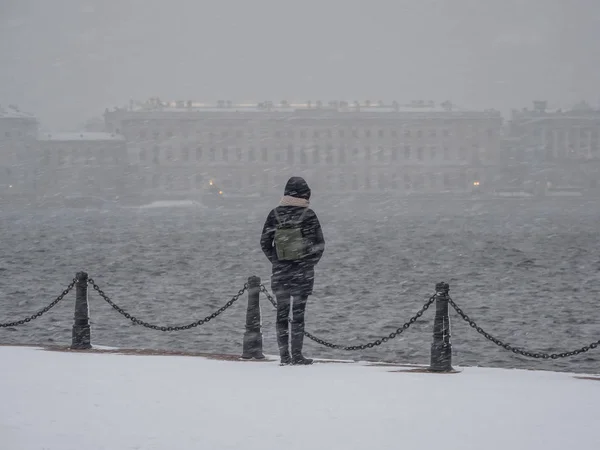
[38,132,126,142]
[0,105,37,120]
[108,99,499,117]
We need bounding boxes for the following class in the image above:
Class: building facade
[0,105,39,195]
[505,101,600,189]
[104,99,503,197]
[35,132,128,200]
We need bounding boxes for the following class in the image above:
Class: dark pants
[275,291,308,357]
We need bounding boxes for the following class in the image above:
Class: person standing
[260,177,325,365]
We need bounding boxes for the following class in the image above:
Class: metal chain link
[0,278,77,328]
[260,284,436,350]
[88,278,248,331]
[448,297,600,359]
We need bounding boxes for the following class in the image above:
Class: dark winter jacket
[260,206,325,296]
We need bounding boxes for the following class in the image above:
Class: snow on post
[241,276,265,360]
[430,282,453,372]
[71,272,92,350]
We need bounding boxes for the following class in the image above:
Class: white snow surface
[1,346,599,450]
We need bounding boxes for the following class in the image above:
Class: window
[430,146,437,160]
[275,130,282,138]
[459,147,466,160]
[404,129,411,138]
[430,129,436,137]
[404,145,411,160]
[166,174,174,190]
[287,130,294,139]
[153,146,160,164]
[443,129,450,138]
[487,129,494,139]
[153,131,160,140]
[429,174,436,189]
[417,147,424,161]
[181,147,189,162]
[352,129,359,138]
[152,174,160,188]
[5,131,11,138]
[261,147,268,162]
[236,147,242,161]
[300,129,307,139]
[167,130,174,138]
[221,130,228,138]
[338,147,346,164]
[139,129,147,139]
[196,147,202,161]
[338,129,345,138]
[377,146,384,162]
[248,147,256,162]
[326,144,334,163]
[313,130,320,138]
[364,146,371,161]
[313,145,320,164]
[443,147,450,160]
[339,173,347,190]
[166,148,174,161]
[287,144,294,163]
[326,129,332,139]
[443,173,451,188]
[391,147,399,161]
[378,129,384,138]
[222,148,229,162]
[300,147,307,164]
[195,174,203,188]
[139,149,147,162]
[209,148,216,162]
[417,130,423,138]
[236,130,243,138]
[391,129,397,138]
[365,130,371,138]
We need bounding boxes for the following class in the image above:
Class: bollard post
[71,271,92,350]
[241,276,265,359]
[429,282,453,372]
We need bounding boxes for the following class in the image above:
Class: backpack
[274,207,309,261]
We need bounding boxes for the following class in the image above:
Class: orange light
[473,181,480,186]
[209,180,213,186]
[218,190,223,195]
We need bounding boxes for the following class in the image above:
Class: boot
[291,324,313,365]
[277,321,291,365]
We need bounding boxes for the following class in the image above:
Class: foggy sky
[1,0,599,130]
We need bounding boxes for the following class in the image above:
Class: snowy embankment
[1,346,599,450]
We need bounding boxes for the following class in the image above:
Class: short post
[241,276,265,359]
[429,282,453,372]
[71,271,92,350]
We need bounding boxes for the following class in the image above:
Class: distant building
[35,132,128,199]
[506,101,600,189]
[104,98,503,196]
[0,105,38,194]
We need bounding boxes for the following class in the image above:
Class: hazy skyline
[1,0,599,129]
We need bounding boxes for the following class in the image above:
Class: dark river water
[1,195,599,374]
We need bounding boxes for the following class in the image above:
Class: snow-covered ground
[1,345,599,450]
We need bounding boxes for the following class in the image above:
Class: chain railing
[448,296,600,359]
[88,278,248,331]
[0,277,77,328]
[2,272,599,370]
[259,284,436,350]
